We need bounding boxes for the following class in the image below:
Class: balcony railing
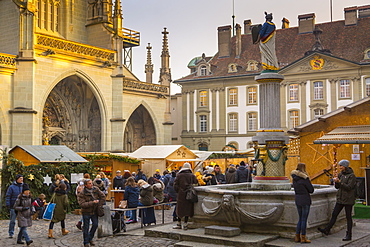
[121,28,140,47]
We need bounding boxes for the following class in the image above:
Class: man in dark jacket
[235,161,252,183]
[78,179,106,247]
[318,159,357,241]
[214,165,226,184]
[6,174,28,238]
[113,170,125,189]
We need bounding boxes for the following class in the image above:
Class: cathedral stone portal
[42,76,102,152]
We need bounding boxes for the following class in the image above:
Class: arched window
[313,81,323,100]
[49,136,61,145]
[198,143,208,151]
[200,66,207,76]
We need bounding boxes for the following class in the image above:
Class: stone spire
[145,43,154,83]
[113,0,123,32]
[159,27,171,86]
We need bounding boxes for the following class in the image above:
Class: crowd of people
[4,158,357,246]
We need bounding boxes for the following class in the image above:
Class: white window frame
[289,84,299,101]
[200,66,207,76]
[199,115,207,132]
[229,88,238,106]
[313,81,323,100]
[289,110,299,129]
[247,87,257,104]
[247,112,257,131]
[366,78,370,97]
[340,79,351,98]
[228,113,238,132]
[314,108,324,119]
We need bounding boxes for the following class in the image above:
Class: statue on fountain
[253,12,280,72]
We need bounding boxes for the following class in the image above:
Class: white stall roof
[130,145,196,159]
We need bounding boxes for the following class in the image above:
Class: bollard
[98,205,113,237]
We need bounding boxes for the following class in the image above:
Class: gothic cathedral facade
[0,0,172,152]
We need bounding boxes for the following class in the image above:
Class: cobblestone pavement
[0,207,179,247]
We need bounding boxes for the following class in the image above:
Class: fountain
[190,12,346,238]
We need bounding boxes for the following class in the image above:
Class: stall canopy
[313,125,370,144]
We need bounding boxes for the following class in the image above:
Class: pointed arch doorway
[42,75,102,151]
[124,105,156,152]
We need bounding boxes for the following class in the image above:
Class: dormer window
[200,66,207,76]
[364,48,370,59]
[228,63,238,73]
[246,60,259,71]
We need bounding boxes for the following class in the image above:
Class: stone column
[252,73,290,189]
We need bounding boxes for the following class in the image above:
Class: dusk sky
[122,0,370,94]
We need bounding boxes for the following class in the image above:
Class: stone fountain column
[252,73,290,189]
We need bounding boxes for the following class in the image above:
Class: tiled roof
[176,17,370,82]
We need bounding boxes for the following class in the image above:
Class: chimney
[235,24,242,58]
[218,25,232,57]
[243,19,252,34]
[344,6,358,26]
[281,17,290,29]
[358,5,370,18]
[298,13,315,34]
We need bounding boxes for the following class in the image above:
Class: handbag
[185,185,198,203]
[43,193,56,221]
[119,200,127,209]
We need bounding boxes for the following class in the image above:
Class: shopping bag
[185,185,198,203]
[43,203,56,220]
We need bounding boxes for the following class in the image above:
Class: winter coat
[235,166,252,183]
[139,184,153,206]
[14,194,34,227]
[113,176,125,189]
[153,181,165,203]
[203,173,217,185]
[167,176,177,201]
[174,170,198,218]
[215,172,226,184]
[162,174,172,193]
[135,172,147,182]
[49,180,71,194]
[291,170,314,206]
[93,179,106,192]
[101,178,110,194]
[124,185,140,208]
[226,167,236,184]
[335,167,357,205]
[6,181,27,209]
[77,186,106,215]
[51,190,69,223]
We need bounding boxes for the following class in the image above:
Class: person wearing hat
[153,169,161,180]
[318,159,357,241]
[14,184,34,245]
[6,174,28,238]
[173,162,197,230]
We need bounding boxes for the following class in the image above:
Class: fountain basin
[192,183,346,238]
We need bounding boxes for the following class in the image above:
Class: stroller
[111,212,126,234]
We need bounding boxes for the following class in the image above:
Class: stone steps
[144,224,279,247]
[175,240,234,247]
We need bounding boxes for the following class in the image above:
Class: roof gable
[130,145,197,159]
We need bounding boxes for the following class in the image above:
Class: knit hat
[116,170,121,173]
[338,159,350,168]
[22,184,30,193]
[179,162,192,172]
[15,174,23,181]
[155,169,160,172]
